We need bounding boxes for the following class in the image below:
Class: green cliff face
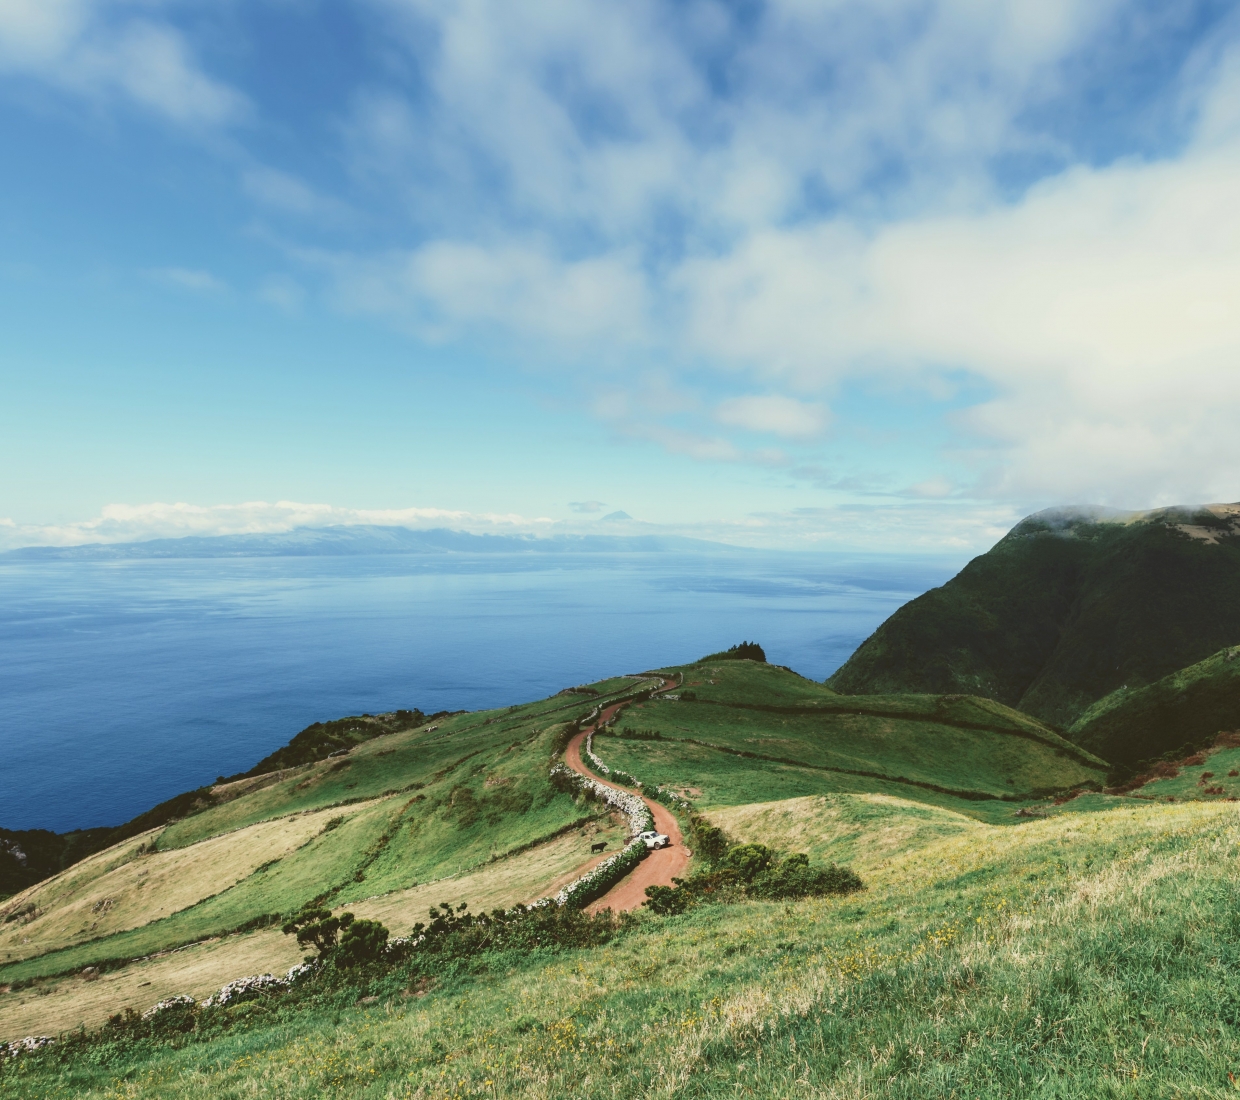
[827,504,1240,736]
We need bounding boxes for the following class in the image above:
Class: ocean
[0,550,959,832]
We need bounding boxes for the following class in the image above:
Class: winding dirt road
[563,681,692,912]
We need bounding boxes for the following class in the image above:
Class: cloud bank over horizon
[2,0,1238,542]
[0,497,1021,556]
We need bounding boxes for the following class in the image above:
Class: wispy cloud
[568,500,606,514]
[0,4,246,126]
[0,497,1018,555]
[276,0,1238,507]
[0,501,555,550]
[715,396,829,439]
[146,267,226,293]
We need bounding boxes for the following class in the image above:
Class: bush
[748,854,864,899]
[399,901,631,961]
[611,727,662,741]
[687,814,732,865]
[335,919,389,967]
[723,843,775,883]
[282,907,354,956]
[644,884,691,915]
[642,850,862,915]
[700,641,766,663]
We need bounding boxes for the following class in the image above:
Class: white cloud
[0,500,556,550]
[0,4,245,126]
[146,266,226,293]
[242,167,352,221]
[329,0,1198,501]
[0,497,1019,555]
[568,500,606,513]
[327,240,649,347]
[257,274,306,313]
[715,395,829,439]
[679,129,1240,503]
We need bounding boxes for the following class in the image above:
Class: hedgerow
[644,842,862,915]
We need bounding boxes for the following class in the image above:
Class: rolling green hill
[598,660,1106,820]
[5,758,1238,1098]
[827,502,1240,730]
[0,658,1106,1042]
[1070,645,1240,770]
[3,649,1239,1097]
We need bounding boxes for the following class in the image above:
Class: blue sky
[3,0,1239,553]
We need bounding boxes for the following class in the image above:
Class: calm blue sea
[0,551,959,832]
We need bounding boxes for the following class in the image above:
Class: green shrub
[282,907,354,956]
[723,843,775,883]
[748,854,864,899]
[643,851,862,915]
[335,919,389,967]
[700,641,766,663]
[687,814,733,865]
[643,884,691,915]
[399,901,631,961]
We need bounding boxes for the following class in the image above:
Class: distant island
[1,524,743,561]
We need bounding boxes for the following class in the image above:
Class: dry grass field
[707,792,981,872]
[0,803,376,967]
[0,926,303,1041]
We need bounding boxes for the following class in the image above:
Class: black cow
[590,841,607,853]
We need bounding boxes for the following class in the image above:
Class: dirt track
[562,683,692,912]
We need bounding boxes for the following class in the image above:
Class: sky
[3,0,1240,554]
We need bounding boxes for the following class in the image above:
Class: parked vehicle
[638,830,670,850]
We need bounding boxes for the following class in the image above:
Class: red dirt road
[562,682,691,912]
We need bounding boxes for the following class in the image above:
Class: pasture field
[0,674,663,1007]
[705,793,981,872]
[5,797,1240,1097]
[0,816,629,1041]
[0,806,366,966]
[611,664,1106,802]
[1131,744,1240,802]
[0,657,1180,1095]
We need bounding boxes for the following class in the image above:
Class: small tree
[336,918,390,967]
[282,907,354,956]
[688,814,731,865]
[643,884,691,915]
[723,843,774,883]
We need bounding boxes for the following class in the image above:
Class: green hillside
[0,657,1107,1043]
[1070,645,1240,771]
[828,502,1240,730]
[23,650,1240,1099]
[5,783,1239,1097]
[598,660,1106,820]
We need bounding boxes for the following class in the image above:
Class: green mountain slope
[0,660,1101,1012]
[596,660,1106,820]
[4,656,1231,1099]
[827,502,1240,729]
[1071,645,1240,770]
[7,794,1240,1098]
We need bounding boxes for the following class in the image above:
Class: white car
[638,830,670,850]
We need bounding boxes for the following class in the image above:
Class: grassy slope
[603,660,1106,819]
[828,505,1240,731]
[707,793,981,872]
[0,822,633,1043]
[6,798,1240,1098]
[0,677,657,991]
[0,662,1104,1005]
[1070,646,1240,769]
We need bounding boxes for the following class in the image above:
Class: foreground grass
[6,799,1240,1098]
